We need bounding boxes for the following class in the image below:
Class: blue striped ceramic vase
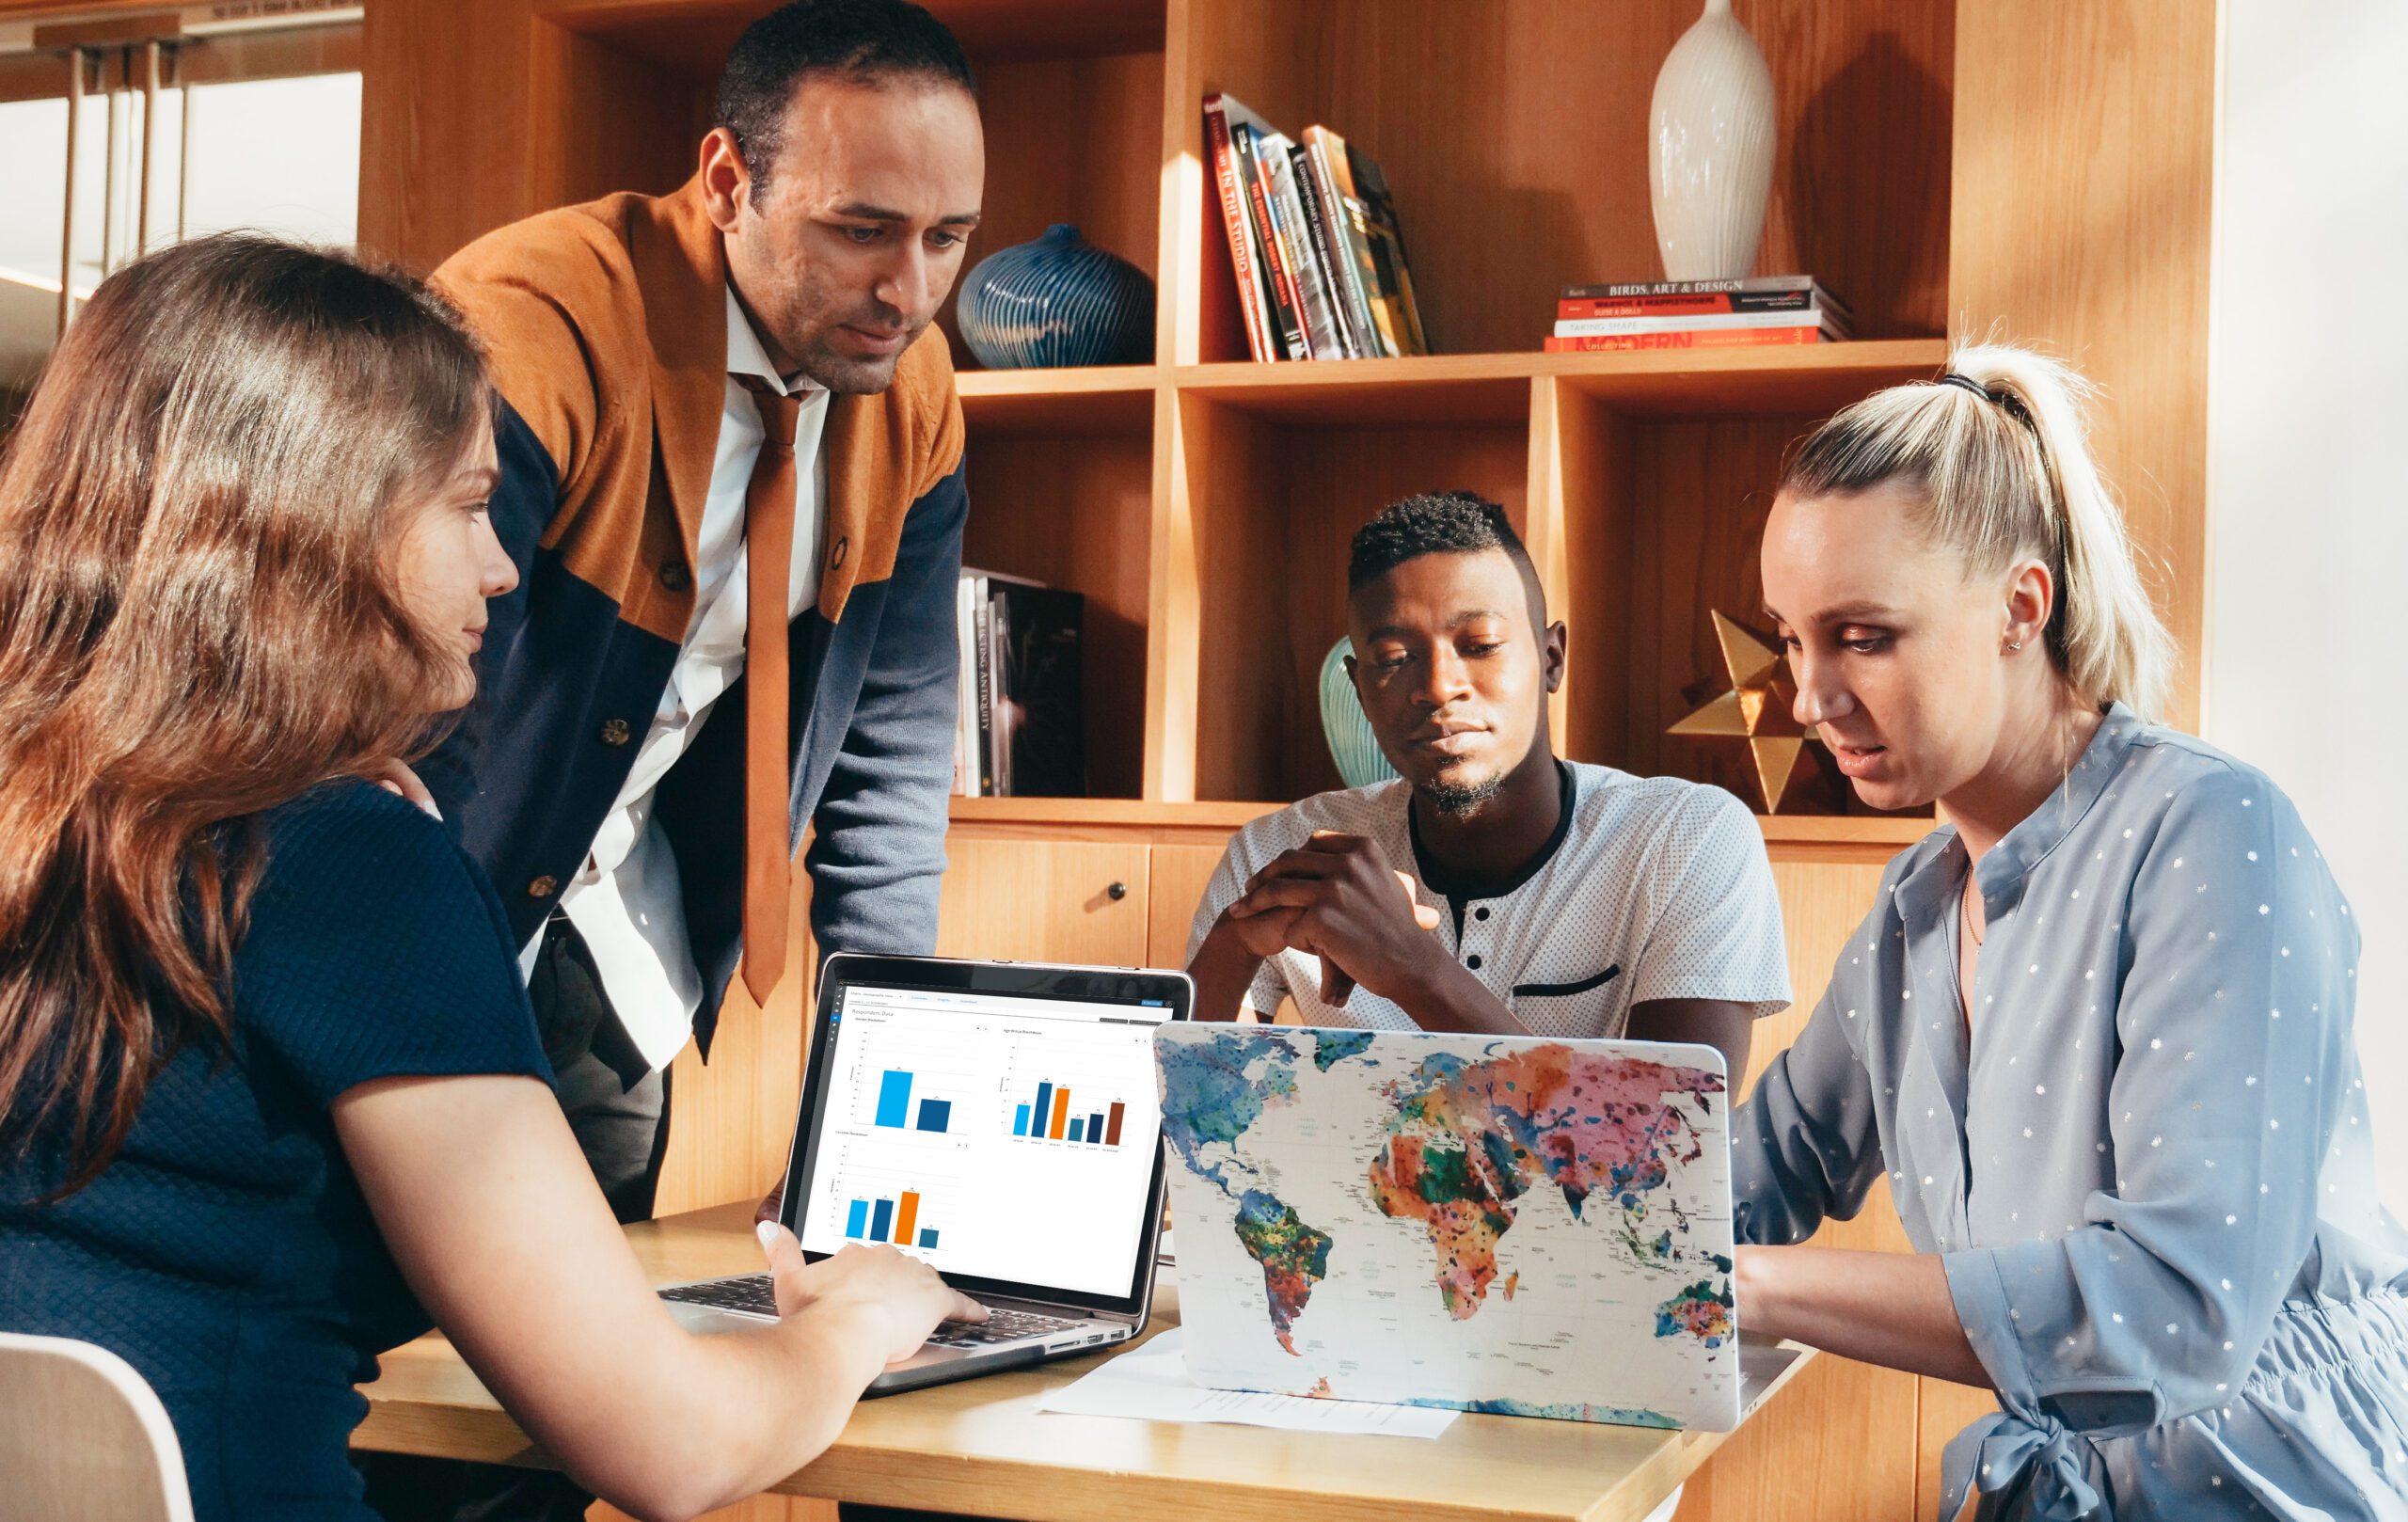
[1320,638,1399,788]
[957,224,1155,369]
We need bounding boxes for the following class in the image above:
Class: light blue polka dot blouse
[1733,705,2408,1520]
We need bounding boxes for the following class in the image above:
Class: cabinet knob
[1106,881,1129,901]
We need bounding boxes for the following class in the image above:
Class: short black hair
[716,0,976,190]
[1347,490,1544,617]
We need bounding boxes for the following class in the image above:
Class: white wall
[2206,0,2408,1213]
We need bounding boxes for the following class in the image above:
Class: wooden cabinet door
[1146,843,1228,970]
[934,838,1151,966]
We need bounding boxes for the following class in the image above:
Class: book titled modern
[1542,275,1852,352]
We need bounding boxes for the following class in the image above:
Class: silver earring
[2007,639,2025,651]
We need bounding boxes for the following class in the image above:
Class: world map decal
[1156,1026,1744,1429]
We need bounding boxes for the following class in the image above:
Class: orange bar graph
[1048,1087,1070,1139]
[895,1190,920,1247]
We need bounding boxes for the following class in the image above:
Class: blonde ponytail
[1779,341,2173,720]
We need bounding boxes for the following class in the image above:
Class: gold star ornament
[1668,611,1821,812]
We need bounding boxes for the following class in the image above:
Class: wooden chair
[0,1333,194,1522]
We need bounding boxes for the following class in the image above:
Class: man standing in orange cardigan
[369,5,982,1517]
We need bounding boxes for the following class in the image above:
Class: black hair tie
[1936,373,1992,401]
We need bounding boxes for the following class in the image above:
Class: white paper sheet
[1037,1328,1461,1438]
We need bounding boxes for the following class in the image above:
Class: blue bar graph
[846,1199,868,1238]
[915,1099,952,1133]
[1033,1082,1053,1132]
[875,1070,914,1129]
[869,1198,895,1242]
[1087,1112,1103,1143]
[918,1229,939,1248]
[1069,1118,1085,1142]
[1013,1103,1031,1136]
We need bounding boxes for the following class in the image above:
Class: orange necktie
[739,379,802,1005]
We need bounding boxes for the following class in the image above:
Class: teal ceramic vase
[1319,638,1398,788]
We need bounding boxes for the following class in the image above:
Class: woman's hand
[362,758,438,816]
[758,1223,986,1364]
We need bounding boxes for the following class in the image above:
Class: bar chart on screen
[872,1067,960,1134]
[999,1023,1144,1151]
[803,979,1172,1294]
[838,1022,986,1143]
[1010,1084,1130,1149]
[828,1162,961,1257]
[843,1189,944,1250]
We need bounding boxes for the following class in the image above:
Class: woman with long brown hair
[0,234,978,1522]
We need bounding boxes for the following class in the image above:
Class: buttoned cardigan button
[527,875,559,898]
[599,718,631,746]
[658,559,690,594]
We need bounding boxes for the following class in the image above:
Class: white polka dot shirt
[1730,703,2408,1517]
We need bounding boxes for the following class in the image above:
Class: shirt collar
[1899,701,2145,921]
[724,284,819,398]
[1406,759,1578,904]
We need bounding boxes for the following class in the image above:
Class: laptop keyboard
[659,1276,1085,1348]
[660,1274,780,1317]
[925,1307,1085,1347]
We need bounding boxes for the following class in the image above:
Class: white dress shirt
[520,286,831,1072]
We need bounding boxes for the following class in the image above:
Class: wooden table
[356,1202,1813,1522]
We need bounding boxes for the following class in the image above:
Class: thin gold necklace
[1959,880,1987,948]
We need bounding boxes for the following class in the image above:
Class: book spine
[1203,96,1277,363]
[973,578,995,795]
[1542,327,1826,352]
[1560,275,1826,300]
[1303,139,1380,357]
[1261,138,1346,359]
[1557,291,1815,320]
[953,574,976,795]
[989,586,1012,797]
[1349,151,1429,355]
[1552,310,1827,337]
[1233,124,1308,360]
[1284,143,1359,357]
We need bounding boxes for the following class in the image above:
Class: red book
[1203,93,1278,362]
[1558,291,1817,321]
[1542,327,1827,352]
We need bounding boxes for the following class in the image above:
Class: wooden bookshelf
[357,3,2215,1517]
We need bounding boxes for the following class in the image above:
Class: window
[0,4,362,414]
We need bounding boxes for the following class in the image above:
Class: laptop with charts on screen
[657,953,1188,1393]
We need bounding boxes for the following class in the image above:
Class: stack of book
[1542,276,1852,352]
[1205,92,1429,362]
[953,569,1085,799]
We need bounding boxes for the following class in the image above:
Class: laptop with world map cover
[1153,1024,1747,1430]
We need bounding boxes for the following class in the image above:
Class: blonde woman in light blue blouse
[1733,343,2408,1520]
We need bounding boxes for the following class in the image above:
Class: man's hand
[1213,898,1302,962]
[1226,832,1442,1005]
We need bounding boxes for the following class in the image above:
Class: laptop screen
[793,964,1177,1301]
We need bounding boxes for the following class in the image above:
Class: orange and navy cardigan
[428,177,967,1054]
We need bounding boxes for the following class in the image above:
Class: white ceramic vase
[1647,0,1777,281]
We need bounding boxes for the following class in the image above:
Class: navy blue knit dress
[0,781,550,1522]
